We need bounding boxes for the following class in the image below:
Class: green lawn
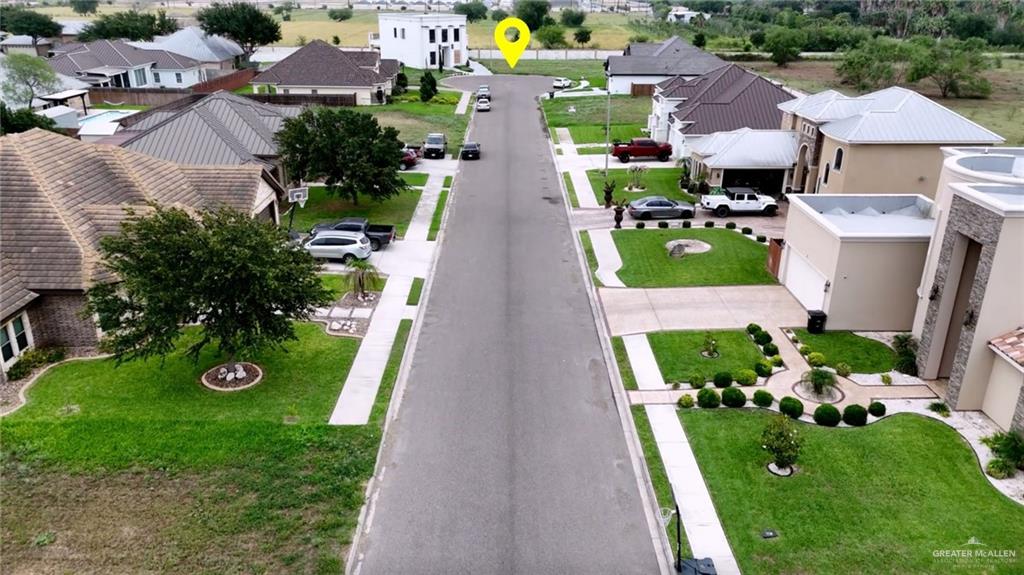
[366,99,469,149]
[578,145,612,155]
[648,330,765,385]
[612,336,637,391]
[442,175,453,188]
[407,277,424,306]
[232,84,254,95]
[631,406,690,560]
[289,186,422,237]
[681,410,1024,574]
[587,168,696,205]
[562,172,579,208]
[541,96,649,144]
[613,229,776,288]
[401,67,459,87]
[793,329,896,374]
[0,322,392,572]
[399,172,429,187]
[478,59,608,88]
[427,189,449,241]
[578,231,602,287]
[568,124,646,144]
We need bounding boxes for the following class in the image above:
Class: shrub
[762,342,779,356]
[868,401,886,417]
[741,227,752,235]
[671,381,681,390]
[725,222,736,230]
[987,458,1017,479]
[696,387,721,409]
[713,371,732,388]
[813,404,841,427]
[894,354,918,376]
[981,431,1024,470]
[688,372,706,388]
[678,394,695,409]
[5,360,33,381]
[779,396,804,419]
[771,354,784,367]
[757,235,767,243]
[753,389,773,407]
[682,220,691,228]
[658,220,668,229]
[799,345,812,356]
[4,346,65,381]
[893,333,919,375]
[881,373,893,385]
[806,352,827,367]
[928,401,950,417]
[753,330,773,345]
[704,221,715,228]
[734,369,757,386]
[635,221,645,229]
[804,368,837,396]
[745,323,762,335]
[761,415,803,469]
[842,404,868,426]
[835,362,852,377]
[722,387,747,407]
[754,360,773,378]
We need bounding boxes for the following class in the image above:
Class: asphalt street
[355,76,661,574]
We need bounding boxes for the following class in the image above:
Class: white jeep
[700,188,779,217]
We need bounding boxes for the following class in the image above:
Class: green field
[587,168,696,205]
[613,229,776,288]
[578,231,602,287]
[367,98,469,149]
[648,330,765,385]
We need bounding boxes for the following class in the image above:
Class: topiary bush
[986,458,1017,479]
[746,323,762,335]
[753,330,773,345]
[658,220,668,229]
[779,396,804,419]
[754,359,773,378]
[741,227,752,235]
[753,389,773,407]
[704,220,715,228]
[771,354,784,367]
[636,221,645,229]
[725,222,736,230]
[842,404,868,426]
[734,369,757,386]
[696,387,721,409]
[881,373,893,385]
[713,371,732,388]
[678,394,695,409]
[868,401,886,417]
[835,362,852,377]
[813,404,841,427]
[682,220,692,228]
[721,387,747,407]
[806,352,827,367]
[762,342,779,356]
[756,235,767,243]
[799,345,812,356]
[689,372,706,389]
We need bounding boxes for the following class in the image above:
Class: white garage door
[782,247,827,311]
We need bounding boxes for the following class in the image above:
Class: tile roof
[779,86,1004,144]
[48,39,199,77]
[128,26,243,64]
[0,129,277,315]
[690,128,799,168]
[659,64,796,136]
[608,36,725,77]
[252,40,397,87]
[990,327,1024,367]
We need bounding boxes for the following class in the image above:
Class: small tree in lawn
[573,27,592,47]
[761,415,803,474]
[276,107,408,206]
[85,206,331,373]
[345,259,382,300]
[419,71,438,102]
[1,53,60,109]
[764,26,805,67]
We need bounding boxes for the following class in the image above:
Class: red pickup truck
[612,138,672,163]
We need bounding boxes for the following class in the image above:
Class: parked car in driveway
[700,188,778,217]
[460,142,481,160]
[399,148,418,170]
[552,77,571,89]
[612,138,672,163]
[423,133,447,159]
[303,230,371,263]
[310,217,395,251]
[476,97,491,112]
[628,196,694,220]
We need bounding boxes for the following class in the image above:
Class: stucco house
[128,26,244,75]
[779,86,1004,196]
[605,36,725,96]
[665,6,710,24]
[0,129,283,379]
[251,40,399,106]
[688,128,799,195]
[48,39,203,88]
[375,13,468,70]
[647,63,797,158]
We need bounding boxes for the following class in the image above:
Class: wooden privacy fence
[192,68,257,93]
[88,86,190,107]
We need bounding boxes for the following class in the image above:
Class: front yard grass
[562,172,579,208]
[613,229,776,288]
[587,168,696,205]
[681,409,1024,574]
[648,330,765,385]
[290,186,422,237]
[568,124,646,145]
[578,231,602,287]
[367,99,469,149]
[632,406,690,561]
[399,172,429,187]
[792,329,896,374]
[427,189,449,241]
[407,277,424,306]
[612,336,637,390]
[0,322,389,573]
[542,95,649,144]
[477,59,608,88]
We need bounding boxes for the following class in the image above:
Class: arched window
[834,148,844,172]
[823,163,831,185]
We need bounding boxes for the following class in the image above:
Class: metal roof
[128,26,243,64]
[48,40,200,78]
[608,36,724,77]
[691,128,798,168]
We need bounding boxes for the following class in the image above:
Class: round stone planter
[767,462,797,477]
[201,362,264,392]
[700,351,720,359]
[624,186,648,193]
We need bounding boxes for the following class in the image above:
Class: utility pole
[604,68,611,175]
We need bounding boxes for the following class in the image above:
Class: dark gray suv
[627,196,694,220]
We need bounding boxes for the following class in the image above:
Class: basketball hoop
[288,187,308,209]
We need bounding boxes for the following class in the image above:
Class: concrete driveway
[601,285,809,336]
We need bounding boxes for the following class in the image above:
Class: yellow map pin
[494,17,530,69]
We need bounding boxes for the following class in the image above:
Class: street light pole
[604,69,611,176]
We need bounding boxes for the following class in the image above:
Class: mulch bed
[339,291,381,309]
[201,362,263,392]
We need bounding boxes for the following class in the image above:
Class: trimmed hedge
[713,371,733,388]
[734,369,757,386]
[753,330,773,345]
[843,404,868,426]
[682,220,692,228]
[762,342,779,356]
[704,221,715,228]
[725,222,736,230]
[770,354,784,367]
[689,372,706,389]
[868,401,886,417]
[678,394,695,409]
[696,387,721,408]
[779,396,804,419]
[741,227,752,235]
[799,345,813,355]
[754,360,773,378]
[756,235,767,242]
[721,387,747,408]
[636,222,645,229]
[753,389,773,407]
[746,323,763,335]
[806,352,827,367]
[835,362,852,377]
[658,220,669,229]
[813,404,841,427]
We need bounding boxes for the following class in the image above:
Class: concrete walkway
[405,172,446,240]
[555,128,577,156]
[455,90,472,115]
[569,170,600,208]
[466,59,493,75]
[588,229,624,287]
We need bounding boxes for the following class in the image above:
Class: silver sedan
[627,196,695,220]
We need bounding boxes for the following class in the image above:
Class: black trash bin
[679,557,717,575]
[807,310,827,334]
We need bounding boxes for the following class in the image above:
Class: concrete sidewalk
[405,172,447,241]
[455,91,472,115]
[588,229,624,287]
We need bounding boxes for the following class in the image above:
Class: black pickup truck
[309,217,395,251]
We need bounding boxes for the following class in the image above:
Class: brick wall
[27,293,98,350]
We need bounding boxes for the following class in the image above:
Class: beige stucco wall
[955,217,1024,410]
[817,140,948,197]
[277,85,377,105]
[982,356,1024,431]
[779,203,840,293]
[826,240,931,331]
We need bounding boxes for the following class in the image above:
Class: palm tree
[345,259,381,299]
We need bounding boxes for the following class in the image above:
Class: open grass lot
[289,185,422,237]
[682,409,1024,574]
[542,95,650,145]
[587,168,696,205]
[569,124,646,144]
[631,406,690,560]
[0,320,411,573]
[478,59,608,89]
[367,98,469,149]
[793,329,896,374]
[613,229,776,288]
[649,330,764,385]
[743,59,1024,145]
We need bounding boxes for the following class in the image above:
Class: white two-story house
[375,13,468,70]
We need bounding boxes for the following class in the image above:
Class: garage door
[782,247,827,311]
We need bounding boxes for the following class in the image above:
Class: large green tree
[197,2,282,59]
[836,36,920,91]
[573,27,592,47]
[276,107,408,205]
[85,206,331,368]
[763,26,806,67]
[453,1,488,23]
[0,7,61,45]
[0,102,57,135]
[1,53,60,108]
[908,36,991,98]
[70,0,100,15]
[559,8,586,27]
[79,10,179,41]
[515,0,552,31]
[535,25,568,48]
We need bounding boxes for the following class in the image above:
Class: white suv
[303,230,372,263]
[552,77,572,89]
[700,188,779,217]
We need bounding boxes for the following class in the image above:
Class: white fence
[469,49,619,61]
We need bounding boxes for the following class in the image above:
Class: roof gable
[663,65,796,135]
[252,40,394,87]
[609,35,725,77]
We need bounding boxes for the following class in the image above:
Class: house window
[429,51,436,66]
[442,28,448,43]
[393,27,398,38]
[175,72,182,83]
[153,71,161,83]
[823,162,830,185]
[454,28,460,42]
[1,313,32,367]
[428,29,436,43]
[132,68,146,86]
[834,148,844,172]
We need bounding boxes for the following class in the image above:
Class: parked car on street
[612,138,672,163]
[476,97,491,112]
[699,188,778,217]
[423,133,447,159]
[303,230,372,263]
[552,77,571,89]
[460,142,481,160]
[627,196,694,220]
[310,217,396,250]
[399,148,419,170]
[475,85,490,100]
